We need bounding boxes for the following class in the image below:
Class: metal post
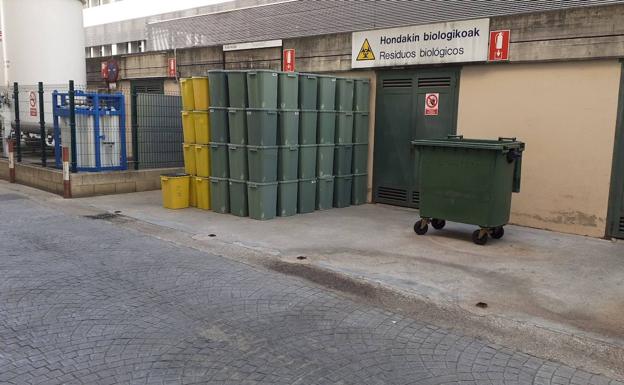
[13,82,21,162]
[131,85,139,170]
[68,80,77,173]
[38,82,46,167]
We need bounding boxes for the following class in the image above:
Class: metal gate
[607,63,624,239]
[373,68,460,208]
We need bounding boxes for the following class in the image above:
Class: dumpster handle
[498,136,517,141]
[447,135,463,140]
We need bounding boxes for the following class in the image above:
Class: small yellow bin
[180,78,195,111]
[181,111,195,143]
[183,143,196,175]
[193,111,211,144]
[161,173,190,209]
[195,176,211,210]
[189,176,197,207]
[192,77,210,111]
[194,144,211,177]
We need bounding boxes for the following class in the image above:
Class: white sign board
[223,39,282,52]
[351,19,490,68]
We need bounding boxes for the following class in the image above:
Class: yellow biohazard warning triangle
[356,39,375,61]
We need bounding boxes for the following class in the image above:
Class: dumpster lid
[412,136,525,152]
[161,172,189,178]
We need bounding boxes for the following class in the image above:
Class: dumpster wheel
[472,229,488,245]
[491,226,505,239]
[431,219,446,230]
[414,219,429,235]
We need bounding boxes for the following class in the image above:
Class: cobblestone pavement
[0,194,621,385]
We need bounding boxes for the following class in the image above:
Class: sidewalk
[3,181,622,378]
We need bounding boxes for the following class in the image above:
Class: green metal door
[373,69,460,208]
[607,63,624,239]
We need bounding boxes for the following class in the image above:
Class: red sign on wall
[168,58,177,78]
[29,91,37,117]
[489,30,510,61]
[283,49,295,72]
[424,93,439,116]
[101,61,109,80]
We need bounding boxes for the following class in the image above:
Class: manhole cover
[0,193,26,202]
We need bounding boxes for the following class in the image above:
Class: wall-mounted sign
[424,93,439,116]
[283,49,295,72]
[352,18,490,68]
[29,91,37,117]
[489,30,510,61]
[223,39,282,52]
[168,57,177,77]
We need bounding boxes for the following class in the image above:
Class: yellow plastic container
[180,78,195,111]
[192,77,210,111]
[161,173,190,209]
[195,176,211,210]
[181,111,195,143]
[183,143,196,175]
[193,111,211,144]
[189,176,197,207]
[194,144,211,177]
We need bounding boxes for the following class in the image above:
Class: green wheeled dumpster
[411,136,525,245]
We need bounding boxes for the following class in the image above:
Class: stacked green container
[316,175,334,210]
[227,70,247,108]
[247,70,278,108]
[209,107,229,142]
[298,178,317,214]
[332,78,355,208]
[277,76,299,217]
[228,108,247,145]
[210,176,230,213]
[248,181,278,220]
[208,70,228,107]
[351,78,370,205]
[229,178,249,217]
[209,142,229,178]
[228,144,248,180]
[279,72,298,109]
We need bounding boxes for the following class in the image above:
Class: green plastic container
[335,78,354,111]
[317,110,336,144]
[299,110,318,145]
[229,179,249,217]
[278,109,300,145]
[299,74,318,110]
[298,144,317,179]
[317,75,336,111]
[209,107,229,143]
[352,173,367,205]
[247,181,278,220]
[335,111,354,144]
[278,145,299,181]
[227,108,247,145]
[246,108,278,146]
[277,179,298,217]
[208,70,228,108]
[334,174,353,208]
[411,136,525,230]
[227,70,247,108]
[352,143,368,174]
[227,144,248,180]
[247,70,278,109]
[334,144,353,176]
[210,176,230,214]
[353,112,369,143]
[316,176,334,210]
[354,79,371,112]
[316,144,334,177]
[298,178,317,214]
[278,72,299,109]
[209,142,229,178]
[247,145,278,182]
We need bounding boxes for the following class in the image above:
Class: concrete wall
[457,60,621,237]
[0,159,180,198]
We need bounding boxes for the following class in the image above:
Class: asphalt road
[0,192,621,385]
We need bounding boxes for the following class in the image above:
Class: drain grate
[84,213,119,220]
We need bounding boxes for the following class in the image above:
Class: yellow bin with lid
[193,111,211,144]
[195,176,211,210]
[181,111,195,143]
[183,143,196,175]
[194,144,211,177]
[192,77,210,110]
[161,173,190,209]
[180,78,195,111]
